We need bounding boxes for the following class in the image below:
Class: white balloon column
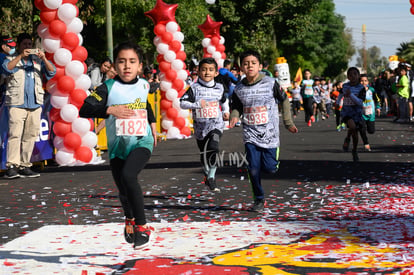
[198,15,226,68]
[35,0,98,165]
[145,0,192,139]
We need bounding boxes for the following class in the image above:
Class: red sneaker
[310,116,315,123]
[307,120,312,127]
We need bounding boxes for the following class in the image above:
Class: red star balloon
[198,14,222,37]
[144,0,178,25]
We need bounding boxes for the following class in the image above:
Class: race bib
[115,109,147,136]
[304,87,313,96]
[195,101,219,119]
[363,105,373,115]
[243,106,268,125]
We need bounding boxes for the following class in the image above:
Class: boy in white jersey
[229,50,298,212]
[80,42,157,249]
[180,58,229,192]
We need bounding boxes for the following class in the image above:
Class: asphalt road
[0,111,412,245]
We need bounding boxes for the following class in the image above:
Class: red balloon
[159,61,171,73]
[221,52,227,59]
[49,107,61,122]
[53,120,72,137]
[69,89,87,108]
[71,46,88,61]
[58,76,75,94]
[154,24,166,36]
[49,20,67,38]
[82,61,87,73]
[411,6,414,15]
[64,132,82,151]
[160,99,172,111]
[216,44,225,52]
[45,52,54,61]
[89,119,95,131]
[204,53,212,58]
[180,126,191,136]
[74,146,93,163]
[210,36,220,46]
[166,107,178,119]
[176,51,187,61]
[40,10,57,24]
[145,1,178,25]
[52,65,65,81]
[161,32,173,44]
[156,54,164,64]
[169,40,181,52]
[411,0,414,5]
[63,0,78,4]
[172,79,184,91]
[174,116,185,129]
[165,69,177,81]
[34,0,51,11]
[177,88,187,98]
[61,32,79,50]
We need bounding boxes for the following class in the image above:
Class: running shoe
[205,177,220,192]
[352,151,359,162]
[133,225,154,249]
[124,218,135,244]
[5,165,20,179]
[310,116,315,123]
[307,120,312,127]
[336,125,341,132]
[364,144,371,152]
[342,137,350,152]
[249,199,266,212]
[341,123,346,130]
[19,167,40,178]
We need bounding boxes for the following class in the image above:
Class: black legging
[110,147,151,225]
[303,97,314,122]
[196,129,222,176]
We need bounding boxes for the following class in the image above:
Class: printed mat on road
[1,220,414,274]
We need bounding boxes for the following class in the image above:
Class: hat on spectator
[0,36,16,47]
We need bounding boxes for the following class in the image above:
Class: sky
[333,0,414,65]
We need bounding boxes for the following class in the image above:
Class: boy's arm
[219,91,230,114]
[273,81,297,131]
[230,92,243,120]
[79,84,110,118]
[179,87,200,109]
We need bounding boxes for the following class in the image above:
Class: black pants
[292,101,301,116]
[358,120,375,145]
[110,147,151,225]
[196,129,222,176]
[303,97,314,122]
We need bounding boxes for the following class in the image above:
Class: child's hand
[107,105,135,118]
[288,125,298,133]
[223,112,229,121]
[229,117,239,128]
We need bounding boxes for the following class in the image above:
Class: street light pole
[106,0,113,61]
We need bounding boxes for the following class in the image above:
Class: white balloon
[220,36,225,44]
[156,43,169,54]
[65,60,84,79]
[172,98,181,109]
[167,126,180,139]
[164,51,176,62]
[212,51,222,60]
[50,94,69,108]
[171,59,184,71]
[173,32,184,42]
[54,48,72,66]
[160,80,172,91]
[44,0,62,10]
[202,38,211,48]
[58,3,77,23]
[77,33,83,46]
[207,45,216,54]
[75,74,91,90]
[166,89,178,101]
[60,104,79,122]
[37,23,49,39]
[166,21,179,33]
[55,149,75,166]
[42,38,61,53]
[206,0,216,4]
[218,59,224,68]
[153,36,162,46]
[72,117,91,136]
[177,69,188,81]
[81,131,98,148]
[66,17,83,34]
[53,136,65,150]
[179,109,190,118]
[161,118,173,130]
